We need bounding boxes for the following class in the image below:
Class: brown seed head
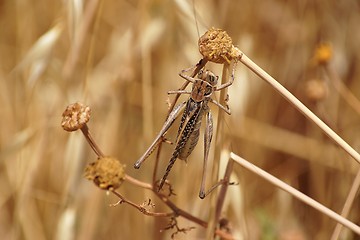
[312,42,333,65]
[61,102,91,131]
[84,156,126,190]
[305,79,328,102]
[198,28,241,64]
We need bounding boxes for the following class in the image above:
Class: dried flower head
[305,79,328,102]
[198,28,241,64]
[312,42,333,65]
[84,157,126,190]
[61,102,91,131]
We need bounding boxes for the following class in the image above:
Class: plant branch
[230,152,360,236]
[215,158,234,226]
[206,62,231,238]
[80,124,105,157]
[331,169,360,240]
[236,51,360,165]
[124,174,153,190]
[155,192,207,227]
[324,64,360,116]
[111,190,174,217]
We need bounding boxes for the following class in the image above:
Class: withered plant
[2,1,360,239]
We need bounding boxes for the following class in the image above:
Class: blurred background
[1,0,360,239]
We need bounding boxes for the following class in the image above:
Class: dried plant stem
[63,0,99,80]
[324,63,360,240]
[324,64,360,116]
[207,63,231,238]
[114,178,234,237]
[124,174,153,190]
[155,192,234,239]
[80,124,105,157]
[152,136,164,183]
[111,190,174,217]
[230,152,360,235]
[331,169,360,240]
[156,192,207,227]
[238,52,360,165]
[141,42,154,142]
[214,230,234,240]
[215,158,234,225]
[84,0,104,95]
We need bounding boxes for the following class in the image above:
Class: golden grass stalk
[63,0,100,81]
[230,152,360,236]
[206,62,232,238]
[324,64,360,116]
[237,52,360,165]
[330,169,360,239]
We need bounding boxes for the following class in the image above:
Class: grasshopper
[134,63,235,198]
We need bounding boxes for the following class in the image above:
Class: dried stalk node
[85,157,126,190]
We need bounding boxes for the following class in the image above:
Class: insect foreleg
[215,61,237,91]
[178,65,199,84]
[134,101,186,169]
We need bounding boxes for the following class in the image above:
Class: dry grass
[1,0,360,239]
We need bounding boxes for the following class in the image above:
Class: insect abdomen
[179,115,202,160]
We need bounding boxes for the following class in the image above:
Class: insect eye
[198,69,204,78]
[208,74,218,85]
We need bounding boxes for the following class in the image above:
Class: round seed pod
[198,28,241,64]
[84,157,126,190]
[313,42,332,65]
[305,79,328,102]
[61,102,91,131]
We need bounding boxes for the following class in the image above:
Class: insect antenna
[192,0,200,39]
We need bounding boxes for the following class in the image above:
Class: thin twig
[206,62,232,239]
[324,64,360,116]
[155,192,207,227]
[156,191,232,239]
[215,158,234,227]
[111,190,174,217]
[152,136,164,183]
[63,0,99,80]
[230,152,360,236]
[323,62,360,240]
[124,174,153,190]
[237,52,360,165]
[80,124,105,157]
[330,169,360,240]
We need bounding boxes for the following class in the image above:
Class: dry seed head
[312,42,333,65]
[198,28,241,64]
[305,79,328,102]
[84,157,126,190]
[61,102,91,131]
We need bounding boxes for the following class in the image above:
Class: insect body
[134,65,235,198]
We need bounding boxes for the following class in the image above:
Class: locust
[134,63,235,198]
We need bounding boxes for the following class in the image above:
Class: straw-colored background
[1,0,359,239]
